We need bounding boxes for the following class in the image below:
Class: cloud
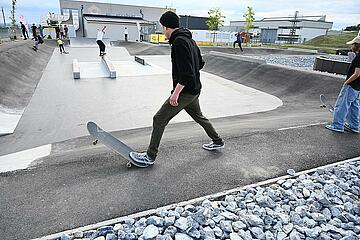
[0,0,358,29]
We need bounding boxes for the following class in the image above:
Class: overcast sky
[0,0,359,30]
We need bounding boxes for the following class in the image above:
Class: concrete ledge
[72,59,80,79]
[101,56,117,78]
[287,48,318,54]
[313,56,350,75]
[134,56,146,65]
[209,51,266,64]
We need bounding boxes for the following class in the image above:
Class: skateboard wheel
[126,162,132,168]
[93,139,98,145]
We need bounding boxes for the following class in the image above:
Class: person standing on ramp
[233,32,244,52]
[129,11,225,167]
[96,26,106,56]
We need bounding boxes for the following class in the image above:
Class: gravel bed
[58,160,360,240]
[245,55,350,72]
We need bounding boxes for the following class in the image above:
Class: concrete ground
[1,40,359,240]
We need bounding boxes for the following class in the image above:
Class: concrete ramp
[70,38,111,48]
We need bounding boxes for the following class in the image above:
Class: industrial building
[58,0,175,41]
[222,12,333,43]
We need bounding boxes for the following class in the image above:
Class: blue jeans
[332,84,360,130]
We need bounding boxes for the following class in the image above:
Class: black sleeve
[173,39,195,86]
[198,47,205,69]
[353,54,360,68]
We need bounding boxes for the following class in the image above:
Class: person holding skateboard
[96,26,106,56]
[129,11,224,167]
[325,36,360,133]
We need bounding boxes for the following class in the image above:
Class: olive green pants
[147,93,222,160]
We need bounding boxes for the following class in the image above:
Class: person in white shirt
[124,27,128,42]
[96,26,106,56]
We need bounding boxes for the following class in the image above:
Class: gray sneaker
[344,122,359,133]
[129,152,154,167]
[202,141,225,151]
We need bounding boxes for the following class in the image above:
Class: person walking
[96,26,106,56]
[59,25,64,39]
[233,32,243,52]
[64,25,69,39]
[20,22,29,40]
[325,36,360,133]
[129,11,224,167]
[124,27,128,41]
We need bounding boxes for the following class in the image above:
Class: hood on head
[169,28,192,44]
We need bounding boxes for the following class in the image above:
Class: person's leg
[345,88,360,131]
[331,85,352,130]
[96,40,102,55]
[146,94,198,160]
[239,42,243,52]
[101,41,106,53]
[22,30,26,39]
[184,96,223,144]
[233,41,236,48]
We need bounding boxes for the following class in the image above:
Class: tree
[344,24,360,31]
[243,6,255,33]
[206,8,225,43]
[9,0,17,40]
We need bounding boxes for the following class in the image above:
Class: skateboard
[320,94,334,113]
[87,121,146,168]
[32,46,37,51]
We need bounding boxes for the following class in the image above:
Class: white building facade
[222,15,333,44]
[59,0,175,41]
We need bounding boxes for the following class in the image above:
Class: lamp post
[81,4,85,37]
[1,7,6,27]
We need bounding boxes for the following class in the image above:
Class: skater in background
[233,32,243,52]
[32,34,43,51]
[20,22,29,40]
[96,26,106,56]
[124,27,128,42]
[57,38,68,54]
[31,24,37,40]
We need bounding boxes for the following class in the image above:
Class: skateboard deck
[320,94,334,113]
[87,121,145,168]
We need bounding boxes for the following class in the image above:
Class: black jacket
[168,28,205,95]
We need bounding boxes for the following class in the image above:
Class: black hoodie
[168,28,205,95]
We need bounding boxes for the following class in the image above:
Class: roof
[83,14,154,24]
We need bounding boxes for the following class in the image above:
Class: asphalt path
[1,45,359,239]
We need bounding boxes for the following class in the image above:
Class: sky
[0,0,359,30]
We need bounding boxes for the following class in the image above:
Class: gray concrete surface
[0,40,54,135]
[0,41,357,240]
[0,48,282,156]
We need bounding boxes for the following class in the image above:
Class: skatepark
[1,39,360,239]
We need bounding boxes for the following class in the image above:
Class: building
[59,0,175,41]
[222,12,333,44]
[179,15,209,30]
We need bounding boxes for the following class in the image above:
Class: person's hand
[169,93,179,107]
